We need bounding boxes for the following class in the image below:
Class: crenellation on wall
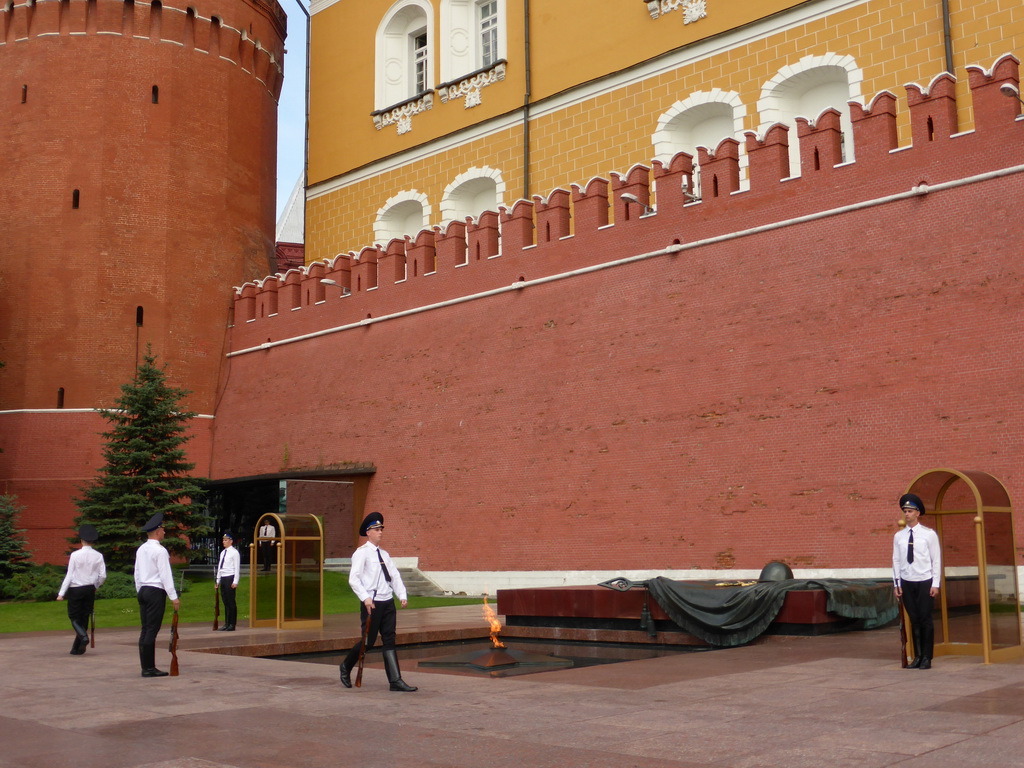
[743,123,790,190]
[233,57,1024,354]
[905,72,959,147]
[610,165,651,226]
[795,108,844,173]
[33,0,57,35]
[695,138,741,202]
[498,199,536,254]
[965,54,1022,134]
[533,189,571,245]
[848,92,899,158]
[0,0,285,94]
[570,177,610,230]
[435,220,467,270]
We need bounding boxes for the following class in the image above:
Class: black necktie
[376,548,392,583]
[907,529,915,564]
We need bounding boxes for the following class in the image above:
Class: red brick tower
[0,0,286,561]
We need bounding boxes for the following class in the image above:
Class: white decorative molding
[372,93,434,134]
[647,0,707,24]
[437,61,506,108]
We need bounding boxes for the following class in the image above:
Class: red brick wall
[215,58,1024,574]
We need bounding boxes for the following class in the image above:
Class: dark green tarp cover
[645,577,898,648]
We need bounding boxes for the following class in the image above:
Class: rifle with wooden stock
[898,595,909,668]
[213,583,220,631]
[169,608,180,676]
[354,608,372,688]
[90,608,96,649]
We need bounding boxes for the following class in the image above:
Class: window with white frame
[478,0,498,68]
[412,30,429,94]
[653,90,747,195]
[374,191,432,245]
[439,0,505,82]
[758,54,862,176]
[376,1,434,110]
[440,167,505,223]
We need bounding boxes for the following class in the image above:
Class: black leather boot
[383,649,417,692]
[140,643,168,677]
[907,627,922,668]
[339,643,361,688]
[918,624,934,669]
[71,621,89,654]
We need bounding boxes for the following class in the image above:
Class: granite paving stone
[2,605,1024,767]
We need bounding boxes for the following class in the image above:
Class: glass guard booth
[903,469,1022,663]
[250,482,327,629]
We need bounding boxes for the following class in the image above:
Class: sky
[275,0,309,228]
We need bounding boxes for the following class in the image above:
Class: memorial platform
[497,583,892,646]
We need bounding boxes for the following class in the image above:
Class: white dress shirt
[348,542,407,603]
[259,523,276,538]
[134,538,179,599]
[217,545,240,586]
[58,545,107,597]
[893,522,941,588]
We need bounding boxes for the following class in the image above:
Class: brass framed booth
[250,511,324,630]
[902,469,1022,663]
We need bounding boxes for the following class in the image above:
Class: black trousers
[902,579,935,658]
[66,585,95,634]
[66,585,95,646]
[137,586,168,646]
[219,576,237,626]
[343,598,397,669]
[260,542,273,570]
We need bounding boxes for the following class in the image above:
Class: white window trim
[757,53,863,177]
[376,0,435,112]
[439,166,506,225]
[653,89,748,191]
[439,0,506,84]
[374,189,432,245]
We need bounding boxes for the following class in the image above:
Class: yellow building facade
[306,0,1024,263]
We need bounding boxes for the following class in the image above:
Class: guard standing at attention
[134,513,180,677]
[338,512,417,692]
[216,531,240,631]
[56,524,106,655]
[259,518,277,571]
[893,493,941,669]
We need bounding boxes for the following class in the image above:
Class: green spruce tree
[0,494,33,579]
[73,347,210,572]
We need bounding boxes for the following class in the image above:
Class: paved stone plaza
[2,605,1024,768]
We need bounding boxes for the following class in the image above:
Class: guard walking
[339,512,417,692]
[56,524,106,655]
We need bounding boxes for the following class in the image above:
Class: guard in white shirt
[339,512,417,692]
[258,519,276,571]
[56,524,106,655]
[134,513,180,677]
[893,493,941,669]
[216,531,240,631]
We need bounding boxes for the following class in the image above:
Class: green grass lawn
[0,571,479,633]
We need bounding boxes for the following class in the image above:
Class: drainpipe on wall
[522,0,532,201]
[941,0,954,77]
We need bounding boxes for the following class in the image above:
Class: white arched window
[758,54,863,176]
[374,190,431,244]
[376,0,434,110]
[440,0,506,82]
[653,90,747,194]
[440,167,505,223]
